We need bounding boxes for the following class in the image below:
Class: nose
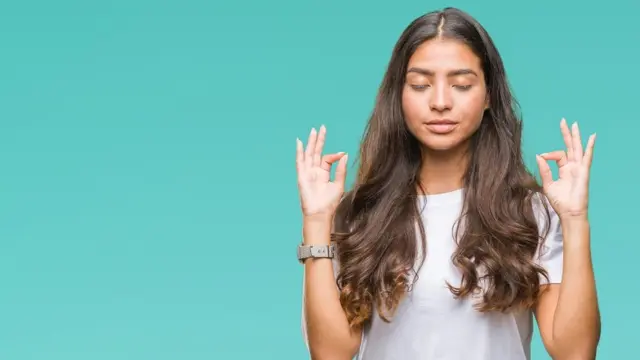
[429,84,453,112]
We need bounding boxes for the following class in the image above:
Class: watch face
[311,246,328,257]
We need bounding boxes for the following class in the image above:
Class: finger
[583,133,596,169]
[313,125,326,167]
[304,128,317,169]
[334,154,348,188]
[535,154,553,189]
[541,150,571,179]
[320,152,345,172]
[296,138,304,173]
[560,118,574,162]
[571,122,584,161]
[540,150,568,167]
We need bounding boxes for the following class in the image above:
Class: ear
[484,92,490,110]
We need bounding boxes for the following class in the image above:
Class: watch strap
[297,243,335,263]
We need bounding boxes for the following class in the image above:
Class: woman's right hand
[296,125,348,222]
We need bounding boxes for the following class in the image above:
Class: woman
[295,7,600,360]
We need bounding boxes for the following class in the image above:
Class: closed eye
[410,84,429,91]
[454,85,472,91]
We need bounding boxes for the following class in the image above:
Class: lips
[425,119,458,134]
[426,119,457,125]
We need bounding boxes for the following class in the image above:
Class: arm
[302,217,362,360]
[535,216,600,359]
[296,126,361,359]
[534,119,601,359]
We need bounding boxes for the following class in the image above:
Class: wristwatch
[297,243,335,263]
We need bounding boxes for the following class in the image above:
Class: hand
[535,118,596,219]
[296,125,348,220]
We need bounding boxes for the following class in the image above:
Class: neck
[418,145,469,195]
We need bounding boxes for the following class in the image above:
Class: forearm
[303,218,361,360]
[552,217,601,358]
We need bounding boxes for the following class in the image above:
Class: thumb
[334,153,348,188]
[535,154,553,189]
[320,152,346,172]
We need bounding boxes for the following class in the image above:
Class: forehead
[407,38,482,71]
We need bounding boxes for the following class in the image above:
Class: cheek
[459,93,487,128]
[401,90,424,124]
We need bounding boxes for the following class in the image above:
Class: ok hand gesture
[296,125,348,221]
[536,118,596,219]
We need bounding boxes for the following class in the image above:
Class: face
[402,38,489,152]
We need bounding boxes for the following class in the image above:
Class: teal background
[0,0,636,359]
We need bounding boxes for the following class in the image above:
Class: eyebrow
[406,67,478,77]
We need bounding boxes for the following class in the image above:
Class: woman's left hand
[536,118,596,219]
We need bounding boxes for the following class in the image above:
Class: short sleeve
[300,249,341,349]
[532,194,564,284]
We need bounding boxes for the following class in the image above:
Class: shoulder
[529,191,564,280]
[529,191,559,236]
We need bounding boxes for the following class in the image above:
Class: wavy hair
[332,7,552,328]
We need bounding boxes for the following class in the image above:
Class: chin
[419,135,467,152]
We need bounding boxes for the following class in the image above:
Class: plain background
[0,0,637,359]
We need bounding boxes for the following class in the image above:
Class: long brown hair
[332,7,552,328]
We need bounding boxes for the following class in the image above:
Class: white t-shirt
[301,188,564,360]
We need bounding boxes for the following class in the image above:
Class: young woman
[295,7,600,360]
